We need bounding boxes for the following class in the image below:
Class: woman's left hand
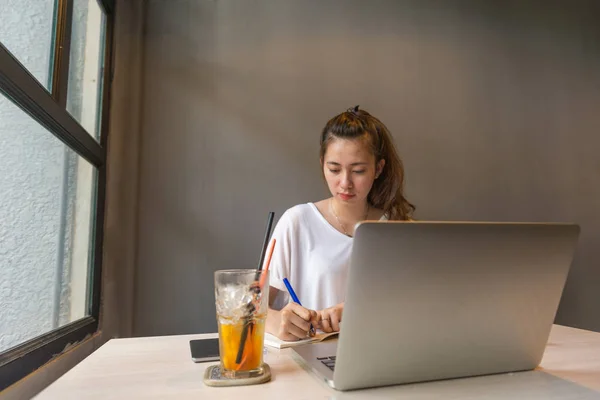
[318,302,344,333]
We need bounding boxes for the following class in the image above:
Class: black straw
[255,212,275,278]
[236,211,275,365]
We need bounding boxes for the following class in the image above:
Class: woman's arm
[266,287,284,336]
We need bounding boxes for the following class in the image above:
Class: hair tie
[346,105,360,114]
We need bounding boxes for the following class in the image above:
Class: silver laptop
[292,221,580,391]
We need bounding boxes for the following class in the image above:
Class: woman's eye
[353,170,366,174]
[329,169,341,174]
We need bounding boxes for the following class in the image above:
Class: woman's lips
[339,193,355,201]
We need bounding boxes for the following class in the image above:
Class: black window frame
[0,0,115,391]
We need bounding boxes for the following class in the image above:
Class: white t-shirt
[268,202,365,311]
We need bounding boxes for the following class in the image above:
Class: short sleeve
[268,210,294,309]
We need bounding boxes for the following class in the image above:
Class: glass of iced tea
[214,269,269,378]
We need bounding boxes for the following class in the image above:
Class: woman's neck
[330,197,369,221]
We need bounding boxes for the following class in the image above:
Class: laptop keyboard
[317,356,336,371]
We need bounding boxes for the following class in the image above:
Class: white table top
[35,324,600,399]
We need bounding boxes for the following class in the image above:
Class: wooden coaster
[203,363,271,387]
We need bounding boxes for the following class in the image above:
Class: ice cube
[216,284,257,318]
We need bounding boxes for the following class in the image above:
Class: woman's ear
[375,159,385,178]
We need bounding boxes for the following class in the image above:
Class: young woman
[266,106,415,341]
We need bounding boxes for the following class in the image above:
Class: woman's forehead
[324,137,373,160]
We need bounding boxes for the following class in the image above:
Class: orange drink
[217,315,266,372]
[214,269,269,378]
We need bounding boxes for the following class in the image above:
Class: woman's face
[322,137,384,205]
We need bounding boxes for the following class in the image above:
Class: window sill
[1,330,106,400]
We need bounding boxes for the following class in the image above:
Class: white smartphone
[189,338,220,363]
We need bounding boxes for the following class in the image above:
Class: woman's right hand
[275,302,320,341]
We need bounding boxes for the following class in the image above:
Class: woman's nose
[340,173,353,189]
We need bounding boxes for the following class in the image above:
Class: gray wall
[135,0,600,336]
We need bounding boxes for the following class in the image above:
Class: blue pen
[283,278,316,336]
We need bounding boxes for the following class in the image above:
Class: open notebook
[264,331,339,349]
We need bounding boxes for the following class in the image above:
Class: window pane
[0,0,56,90]
[67,0,106,140]
[0,92,95,353]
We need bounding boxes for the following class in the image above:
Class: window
[0,0,113,391]
[0,1,55,90]
[67,0,107,139]
[0,93,96,352]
